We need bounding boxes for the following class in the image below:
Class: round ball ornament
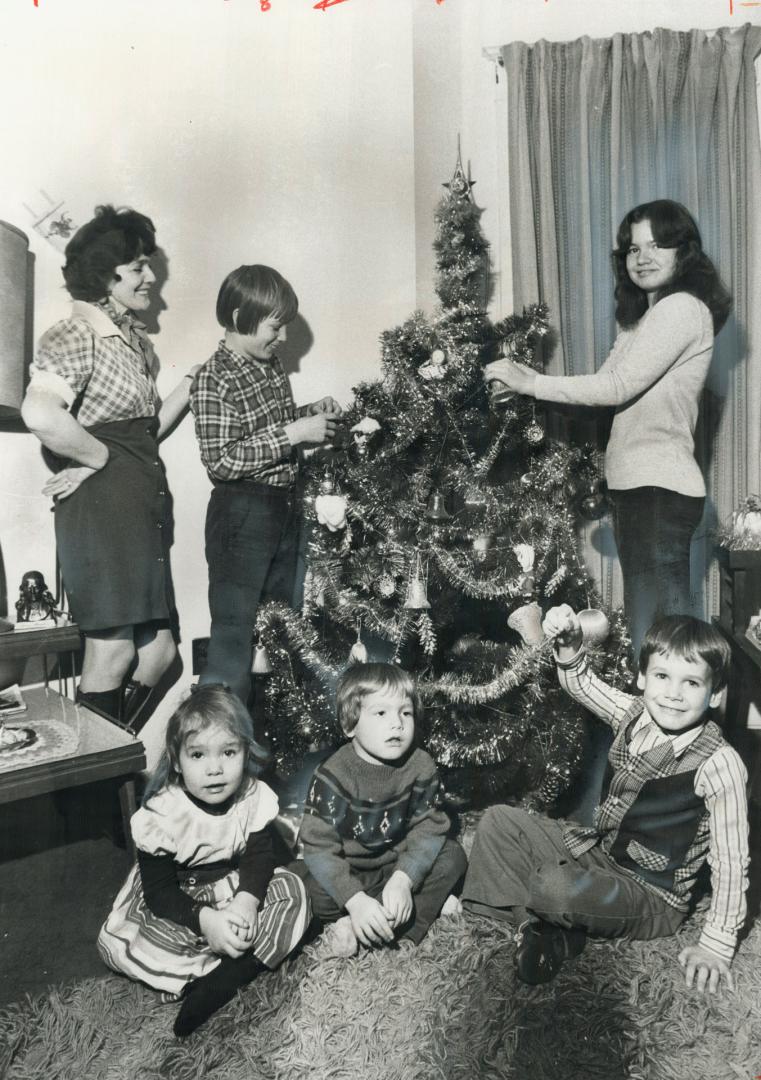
[524,420,544,445]
[578,607,611,646]
[319,476,335,495]
[578,482,608,521]
[377,574,396,598]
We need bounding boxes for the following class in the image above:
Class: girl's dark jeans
[608,486,705,657]
[201,480,301,706]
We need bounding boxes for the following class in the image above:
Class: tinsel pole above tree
[255,150,629,808]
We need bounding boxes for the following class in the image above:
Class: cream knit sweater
[534,292,715,497]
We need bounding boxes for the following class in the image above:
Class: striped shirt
[29,300,159,427]
[190,341,309,487]
[556,648,748,961]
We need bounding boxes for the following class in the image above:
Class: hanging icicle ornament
[251,643,273,675]
[404,551,431,610]
[418,348,448,382]
[314,492,348,531]
[349,416,381,457]
[348,618,368,664]
[578,607,611,646]
[507,601,545,646]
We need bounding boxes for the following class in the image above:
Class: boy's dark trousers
[201,480,301,706]
[293,838,467,944]
[462,806,684,940]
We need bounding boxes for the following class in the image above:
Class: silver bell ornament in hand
[487,340,518,408]
[578,607,611,646]
[350,416,381,457]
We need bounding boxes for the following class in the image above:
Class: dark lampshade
[0,220,30,418]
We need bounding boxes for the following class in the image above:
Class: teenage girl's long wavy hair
[612,199,732,334]
[142,685,270,805]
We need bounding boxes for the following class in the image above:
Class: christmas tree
[255,153,629,808]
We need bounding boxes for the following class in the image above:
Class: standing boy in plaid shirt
[190,265,342,706]
[463,609,749,994]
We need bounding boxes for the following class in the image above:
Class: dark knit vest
[564,699,726,897]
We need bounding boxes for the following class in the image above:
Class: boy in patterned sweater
[294,663,467,956]
[463,610,749,994]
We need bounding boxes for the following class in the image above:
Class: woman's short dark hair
[216,265,298,334]
[62,205,156,302]
[612,199,731,334]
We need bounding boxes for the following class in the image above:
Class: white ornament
[315,493,348,532]
[350,416,381,456]
[513,544,536,573]
[418,349,447,381]
[507,601,545,646]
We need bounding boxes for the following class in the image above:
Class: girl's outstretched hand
[199,905,250,958]
[483,358,537,397]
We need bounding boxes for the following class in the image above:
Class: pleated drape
[501,25,761,616]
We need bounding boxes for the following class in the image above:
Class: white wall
[0,0,415,765]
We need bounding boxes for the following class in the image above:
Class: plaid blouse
[556,648,749,962]
[190,341,309,487]
[29,300,159,428]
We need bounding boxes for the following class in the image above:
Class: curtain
[500,25,761,617]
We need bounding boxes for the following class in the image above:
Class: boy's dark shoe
[514,919,586,985]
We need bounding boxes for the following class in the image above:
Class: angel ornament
[350,416,381,457]
[418,348,447,382]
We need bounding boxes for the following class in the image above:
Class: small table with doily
[0,686,145,857]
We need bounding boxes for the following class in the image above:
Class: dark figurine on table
[15,571,61,624]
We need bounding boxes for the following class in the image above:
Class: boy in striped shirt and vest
[463,610,748,994]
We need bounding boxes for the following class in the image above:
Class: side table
[0,686,146,858]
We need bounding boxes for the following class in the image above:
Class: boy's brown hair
[638,615,731,693]
[336,662,422,734]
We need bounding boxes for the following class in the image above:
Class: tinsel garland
[429,543,520,601]
[424,642,547,704]
[256,602,341,681]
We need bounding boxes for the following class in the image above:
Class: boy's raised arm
[543,604,636,731]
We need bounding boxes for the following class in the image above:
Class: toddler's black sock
[173,954,266,1038]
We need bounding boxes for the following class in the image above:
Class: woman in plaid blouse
[21,205,198,731]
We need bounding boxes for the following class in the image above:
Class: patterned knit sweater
[298,743,451,908]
